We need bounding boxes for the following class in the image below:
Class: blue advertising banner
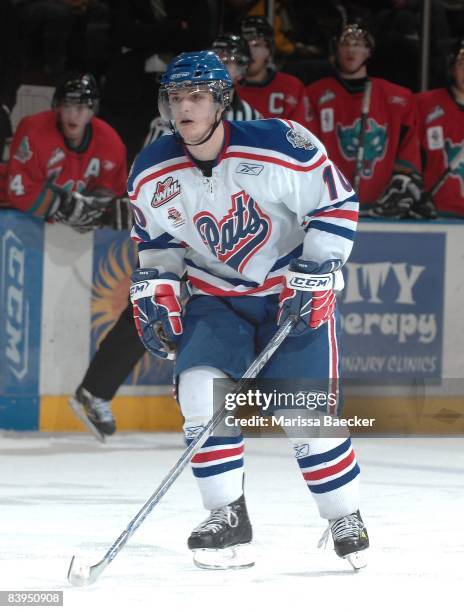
[0,210,44,429]
[91,228,174,386]
[339,231,445,379]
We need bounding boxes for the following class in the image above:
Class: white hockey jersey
[128,119,358,297]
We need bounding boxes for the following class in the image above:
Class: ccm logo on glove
[287,273,334,291]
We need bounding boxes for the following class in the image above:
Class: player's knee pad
[178,366,229,430]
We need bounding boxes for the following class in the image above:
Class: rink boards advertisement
[339,231,445,379]
[1,211,463,432]
[0,211,44,430]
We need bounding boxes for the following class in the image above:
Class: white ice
[0,433,462,612]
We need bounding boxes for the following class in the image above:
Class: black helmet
[337,21,375,51]
[52,73,100,112]
[212,33,251,67]
[241,16,274,49]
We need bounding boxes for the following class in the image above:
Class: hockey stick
[427,143,464,198]
[353,80,372,196]
[67,318,296,586]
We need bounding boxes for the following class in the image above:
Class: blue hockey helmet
[159,51,233,121]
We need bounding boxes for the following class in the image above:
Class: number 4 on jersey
[9,174,25,196]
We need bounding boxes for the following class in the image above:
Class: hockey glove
[49,190,112,232]
[370,173,416,219]
[100,196,133,230]
[130,268,183,360]
[278,259,341,336]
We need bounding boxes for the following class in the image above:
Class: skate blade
[344,550,367,570]
[68,397,106,443]
[192,544,255,570]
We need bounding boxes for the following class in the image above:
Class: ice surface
[0,433,462,611]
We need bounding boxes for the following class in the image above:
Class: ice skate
[319,510,369,570]
[188,495,254,570]
[69,386,116,441]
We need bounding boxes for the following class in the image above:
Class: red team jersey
[305,77,421,205]
[237,70,310,127]
[416,88,464,216]
[7,110,127,216]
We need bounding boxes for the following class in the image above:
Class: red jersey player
[7,73,130,231]
[306,22,435,219]
[416,40,464,217]
[7,73,132,437]
[237,16,310,127]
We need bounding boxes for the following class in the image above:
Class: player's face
[58,102,94,143]
[246,39,270,77]
[168,87,220,144]
[337,38,370,75]
[452,53,464,92]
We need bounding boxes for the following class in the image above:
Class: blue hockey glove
[130,268,183,360]
[278,259,341,335]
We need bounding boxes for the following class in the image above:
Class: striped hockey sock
[188,434,245,510]
[294,437,360,519]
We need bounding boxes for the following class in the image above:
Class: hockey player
[305,22,434,219]
[128,51,369,570]
[7,72,130,437]
[416,39,464,217]
[237,16,310,127]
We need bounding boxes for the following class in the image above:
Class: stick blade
[68,555,108,586]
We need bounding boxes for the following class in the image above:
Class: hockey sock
[293,437,360,519]
[179,366,244,510]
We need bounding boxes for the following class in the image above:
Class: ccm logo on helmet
[288,274,333,291]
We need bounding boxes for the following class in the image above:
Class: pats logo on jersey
[14,137,33,164]
[286,128,315,151]
[444,138,464,196]
[337,118,387,177]
[151,176,181,207]
[194,190,271,273]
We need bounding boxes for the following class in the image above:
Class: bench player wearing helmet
[7,72,131,437]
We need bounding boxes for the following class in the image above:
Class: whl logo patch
[194,191,271,273]
[151,176,181,208]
